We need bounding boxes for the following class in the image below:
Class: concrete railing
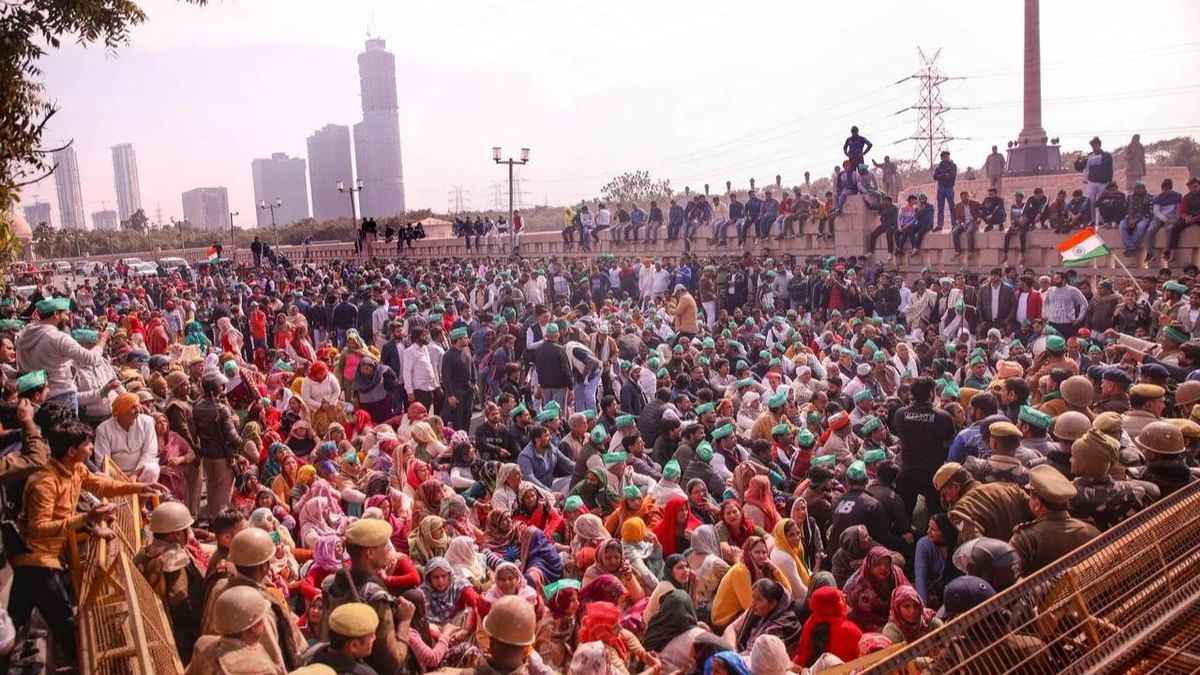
[43,195,1200,281]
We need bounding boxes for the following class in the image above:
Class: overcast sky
[18,0,1200,228]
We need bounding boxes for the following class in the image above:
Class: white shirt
[988,283,1003,320]
[94,414,159,483]
[1016,292,1030,324]
[402,343,440,394]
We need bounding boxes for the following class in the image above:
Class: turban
[111,392,141,417]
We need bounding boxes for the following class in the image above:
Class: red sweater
[795,587,864,666]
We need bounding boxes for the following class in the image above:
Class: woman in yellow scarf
[770,518,812,601]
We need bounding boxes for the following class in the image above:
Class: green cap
[1165,281,1189,294]
[673,344,684,354]
[273,359,294,372]
[810,454,837,468]
[449,326,469,341]
[711,423,734,440]
[536,407,559,422]
[35,297,70,315]
[509,403,528,418]
[861,416,883,435]
[970,355,985,366]
[736,377,755,388]
[616,414,636,427]
[16,369,47,394]
[564,496,585,512]
[767,392,787,409]
[863,448,887,463]
[543,578,582,600]
[582,409,597,421]
[656,367,669,378]
[1045,335,1067,352]
[698,356,710,366]
[0,319,25,332]
[702,337,715,349]
[853,389,874,404]
[872,351,886,363]
[544,323,559,335]
[942,382,961,399]
[602,451,628,465]
[771,423,791,436]
[663,459,680,479]
[797,428,815,446]
[1162,325,1189,344]
[590,426,608,444]
[648,357,661,369]
[1018,405,1053,430]
[623,485,642,499]
[71,328,99,344]
[696,441,714,461]
[735,360,749,372]
[847,460,868,482]
[695,402,715,415]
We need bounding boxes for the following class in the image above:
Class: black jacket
[533,341,572,389]
[893,402,956,473]
[829,487,905,553]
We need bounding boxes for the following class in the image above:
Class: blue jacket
[517,442,575,490]
[669,205,685,226]
[933,160,958,189]
[745,196,763,220]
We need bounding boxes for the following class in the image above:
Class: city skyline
[14,0,1200,230]
[250,152,310,228]
[111,143,142,222]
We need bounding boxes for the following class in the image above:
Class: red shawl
[652,496,701,557]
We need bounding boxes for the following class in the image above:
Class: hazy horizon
[15,0,1200,230]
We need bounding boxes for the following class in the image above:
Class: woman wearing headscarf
[729,577,802,654]
[285,419,317,459]
[702,651,751,675]
[741,474,780,531]
[259,441,289,488]
[231,468,261,513]
[289,464,317,511]
[536,581,581,671]
[412,478,448,526]
[882,584,942,646]
[652,495,701,559]
[444,536,487,589]
[287,324,317,366]
[643,589,707,672]
[579,573,627,607]
[686,525,730,623]
[409,420,449,464]
[770,518,812,605]
[364,493,413,560]
[153,411,194,505]
[842,546,909,632]
[404,458,433,500]
[519,521,565,587]
[270,455,301,512]
[183,320,211,349]
[714,500,765,558]
[578,601,658,673]
[448,432,483,490]
[301,360,343,436]
[795,586,863,668]
[583,538,646,604]
[686,478,720,526]
[711,535,790,631]
[914,511,958,607]
[490,462,526,514]
[440,494,481,543]
[619,517,662,594]
[215,316,244,359]
[603,487,663,537]
[144,315,168,355]
[297,495,345,549]
[649,458,686,504]
[789,497,825,575]
[351,356,398,425]
[483,561,543,616]
[247,507,298,595]
[420,557,483,627]
[749,635,794,675]
[298,533,343,603]
[831,524,873,588]
[482,509,520,563]
[512,482,564,540]
[401,588,473,672]
[409,515,450,568]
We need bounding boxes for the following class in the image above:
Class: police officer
[1133,421,1192,497]
[201,528,306,671]
[934,462,1030,542]
[1167,418,1200,470]
[321,519,416,675]
[1010,465,1100,575]
[1091,367,1132,415]
[468,595,538,675]
[188,586,284,675]
[134,501,207,663]
[306,602,380,675]
[962,421,1031,486]
[1176,381,1200,420]
[1122,383,1166,437]
[1045,411,1092,476]
[1067,429,1147,531]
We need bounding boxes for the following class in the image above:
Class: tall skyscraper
[52,147,86,229]
[111,143,142,222]
[22,202,51,228]
[251,152,310,228]
[91,210,119,231]
[353,38,406,219]
[307,124,355,222]
[181,187,230,230]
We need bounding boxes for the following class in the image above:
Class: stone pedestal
[1006,143,1063,175]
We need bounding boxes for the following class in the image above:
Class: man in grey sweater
[15,297,108,415]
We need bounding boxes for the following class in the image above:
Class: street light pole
[337,178,364,229]
[229,210,239,254]
[259,198,282,247]
[492,146,530,254]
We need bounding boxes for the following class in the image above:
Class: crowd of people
[0,161,1198,673]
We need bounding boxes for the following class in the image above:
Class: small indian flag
[1057,228,1110,266]
[206,247,219,262]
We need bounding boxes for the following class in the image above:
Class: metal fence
[863,480,1200,674]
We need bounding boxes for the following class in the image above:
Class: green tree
[1,1,206,214]
[600,170,672,206]
[121,207,149,234]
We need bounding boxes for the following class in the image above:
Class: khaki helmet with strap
[149,501,194,534]
[213,585,269,635]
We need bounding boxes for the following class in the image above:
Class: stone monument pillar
[1007,0,1062,175]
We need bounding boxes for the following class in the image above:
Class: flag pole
[1108,252,1142,291]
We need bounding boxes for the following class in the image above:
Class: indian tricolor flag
[206,247,219,263]
[1058,228,1110,267]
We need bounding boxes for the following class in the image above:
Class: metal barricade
[864,480,1200,674]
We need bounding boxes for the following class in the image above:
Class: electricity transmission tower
[513,168,531,211]
[447,185,469,213]
[895,48,962,168]
[490,182,505,209]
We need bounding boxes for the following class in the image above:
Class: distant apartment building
[52,147,86,229]
[307,124,355,222]
[181,187,230,230]
[251,152,310,228]
[353,38,406,219]
[92,210,119,231]
[111,143,142,222]
[22,202,51,228]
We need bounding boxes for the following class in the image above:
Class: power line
[900,47,962,169]
[446,184,469,213]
